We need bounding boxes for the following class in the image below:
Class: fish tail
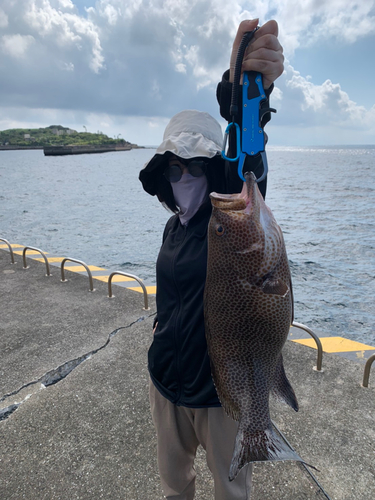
[229,422,303,481]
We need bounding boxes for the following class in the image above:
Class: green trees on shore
[0,125,131,147]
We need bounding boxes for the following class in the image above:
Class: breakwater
[44,144,132,156]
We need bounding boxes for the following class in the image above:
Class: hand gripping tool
[222,28,276,183]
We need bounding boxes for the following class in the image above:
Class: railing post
[291,321,324,372]
[108,272,149,310]
[22,246,51,276]
[60,258,95,292]
[362,354,375,388]
[0,238,16,264]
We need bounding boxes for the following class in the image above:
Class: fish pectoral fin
[262,278,289,297]
[272,354,299,412]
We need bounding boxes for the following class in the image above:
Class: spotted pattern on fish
[204,172,302,481]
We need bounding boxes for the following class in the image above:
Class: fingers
[229,19,259,80]
[243,35,284,89]
[254,19,279,39]
[231,19,259,57]
[229,19,284,88]
[248,31,282,55]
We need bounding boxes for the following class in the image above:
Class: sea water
[1,146,374,345]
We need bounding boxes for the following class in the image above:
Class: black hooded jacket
[148,71,273,407]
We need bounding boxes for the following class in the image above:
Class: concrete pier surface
[1,248,374,499]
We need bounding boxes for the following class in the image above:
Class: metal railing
[23,246,51,276]
[0,238,16,264]
[362,354,375,388]
[2,239,152,311]
[4,237,375,384]
[60,258,95,292]
[291,321,323,372]
[108,271,149,310]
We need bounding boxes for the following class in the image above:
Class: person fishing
[139,18,284,500]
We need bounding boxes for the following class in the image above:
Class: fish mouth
[210,172,257,212]
[209,192,247,210]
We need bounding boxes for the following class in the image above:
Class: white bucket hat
[139,110,223,195]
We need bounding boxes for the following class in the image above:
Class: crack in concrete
[0,404,19,420]
[0,315,151,422]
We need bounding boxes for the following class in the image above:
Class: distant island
[0,125,139,153]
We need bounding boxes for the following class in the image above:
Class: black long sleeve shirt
[148,71,274,407]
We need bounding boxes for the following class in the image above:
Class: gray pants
[149,381,253,499]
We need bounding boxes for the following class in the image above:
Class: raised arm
[216,19,284,197]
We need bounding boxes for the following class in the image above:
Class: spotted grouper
[204,171,303,481]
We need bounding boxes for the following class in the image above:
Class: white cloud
[1,34,35,58]
[311,1,375,43]
[175,63,187,73]
[101,4,119,25]
[58,0,75,8]
[266,0,375,57]
[148,120,160,128]
[91,0,142,22]
[0,7,9,28]
[88,0,242,88]
[61,61,75,71]
[21,0,105,73]
[265,62,375,145]
[0,0,375,145]
[271,86,283,102]
[283,63,375,130]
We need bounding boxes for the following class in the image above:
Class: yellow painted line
[93,275,137,283]
[33,257,65,263]
[128,286,157,294]
[13,250,49,255]
[1,242,156,294]
[63,265,105,272]
[0,244,24,248]
[292,336,375,353]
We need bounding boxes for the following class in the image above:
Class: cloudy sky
[1,0,374,146]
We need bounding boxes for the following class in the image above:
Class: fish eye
[215,224,225,236]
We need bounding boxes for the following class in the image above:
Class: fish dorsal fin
[262,278,289,297]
